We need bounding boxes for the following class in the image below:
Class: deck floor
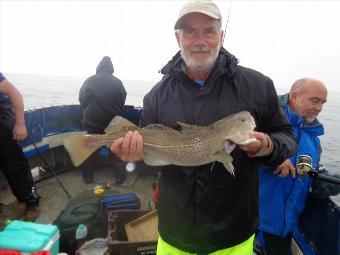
[1,163,339,225]
[0,164,157,225]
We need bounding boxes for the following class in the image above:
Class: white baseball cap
[174,0,222,30]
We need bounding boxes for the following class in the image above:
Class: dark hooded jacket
[140,48,297,254]
[79,56,126,132]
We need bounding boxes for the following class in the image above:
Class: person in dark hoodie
[109,1,297,254]
[79,56,127,184]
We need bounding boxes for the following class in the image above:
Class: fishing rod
[26,134,72,198]
[222,0,233,46]
[307,169,340,185]
[296,155,340,185]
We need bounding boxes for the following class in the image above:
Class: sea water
[4,73,340,204]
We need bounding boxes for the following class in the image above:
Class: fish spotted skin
[64,111,256,176]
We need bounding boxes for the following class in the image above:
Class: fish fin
[224,140,236,153]
[64,134,103,167]
[211,150,235,177]
[144,124,180,136]
[104,116,138,134]
[177,122,195,130]
[145,124,173,131]
[143,152,170,166]
[177,122,209,135]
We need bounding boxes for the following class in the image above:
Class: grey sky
[1,0,339,91]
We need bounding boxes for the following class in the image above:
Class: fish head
[214,111,256,145]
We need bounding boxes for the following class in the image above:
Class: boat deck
[0,163,158,225]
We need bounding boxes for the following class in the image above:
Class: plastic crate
[0,220,59,255]
[107,210,157,255]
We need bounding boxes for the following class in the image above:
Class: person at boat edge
[0,72,40,222]
[258,78,340,255]
[78,56,127,184]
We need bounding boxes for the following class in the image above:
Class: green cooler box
[0,220,59,255]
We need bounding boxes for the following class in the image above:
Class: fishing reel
[296,155,314,175]
[296,155,340,185]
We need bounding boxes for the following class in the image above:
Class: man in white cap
[110,1,297,254]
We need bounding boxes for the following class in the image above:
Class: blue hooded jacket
[259,94,324,237]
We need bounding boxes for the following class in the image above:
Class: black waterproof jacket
[79,56,126,132]
[140,48,297,254]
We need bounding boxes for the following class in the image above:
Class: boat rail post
[27,135,72,199]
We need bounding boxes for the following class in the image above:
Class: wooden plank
[124,210,158,242]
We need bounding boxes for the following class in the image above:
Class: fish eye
[240,118,245,122]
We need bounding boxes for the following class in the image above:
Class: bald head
[289,78,328,123]
[290,78,327,95]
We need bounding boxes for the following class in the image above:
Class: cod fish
[64,111,256,176]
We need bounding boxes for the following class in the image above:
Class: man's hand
[239,131,271,157]
[274,159,296,178]
[110,130,144,162]
[13,122,27,141]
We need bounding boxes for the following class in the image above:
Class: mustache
[309,110,320,115]
[190,46,211,52]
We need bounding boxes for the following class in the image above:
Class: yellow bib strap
[157,234,254,255]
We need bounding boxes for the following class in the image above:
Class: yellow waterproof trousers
[157,234,254,255]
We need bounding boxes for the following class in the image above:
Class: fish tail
[64,134,103,167]
[224,163,235,177]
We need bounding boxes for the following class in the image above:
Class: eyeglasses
[179,27,220,39]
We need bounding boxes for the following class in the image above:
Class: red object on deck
[0,250,21,255]
[0,251,51,255]
[153,185,160,204]
[31,251,52,255]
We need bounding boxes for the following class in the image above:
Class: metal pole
[26,135,72,198]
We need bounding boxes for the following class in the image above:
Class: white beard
[303,115,317,123]
[181,49,219,73]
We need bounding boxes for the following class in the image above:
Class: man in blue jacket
[259,78,331,255]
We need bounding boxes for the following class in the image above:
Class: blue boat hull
[22,104,142,169]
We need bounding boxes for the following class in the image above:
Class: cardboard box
[0,220,59,255]
[125,210,158,242]
[107,210,157,255]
